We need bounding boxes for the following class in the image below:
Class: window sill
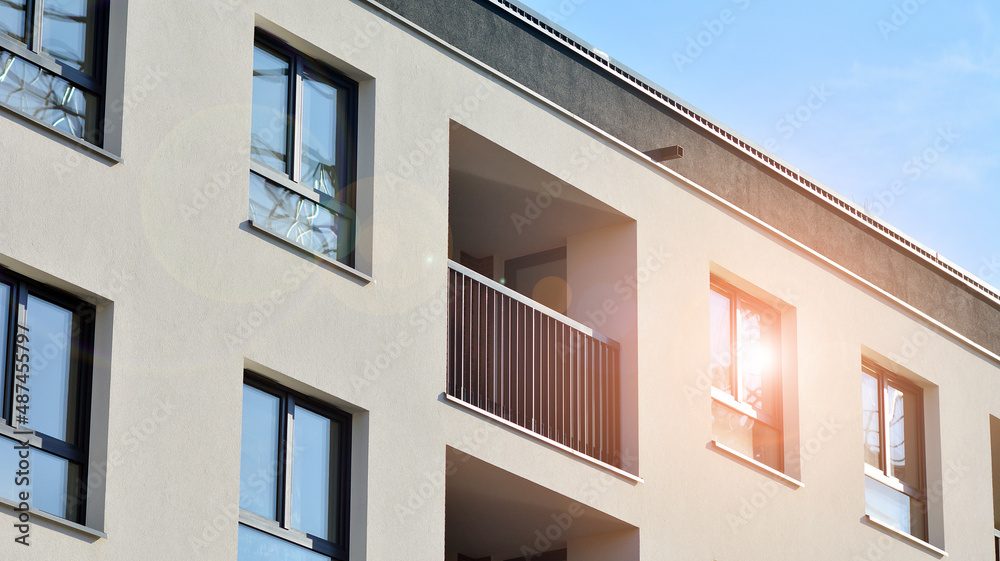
[710,439,804,488]
[444,393,643,484]
[0,424,41,446]
[0,103,122,165]
[247,220,374,285]
[864,514,946,557]
[0,495,106,541]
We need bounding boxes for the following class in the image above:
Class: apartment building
[0,0,998,560]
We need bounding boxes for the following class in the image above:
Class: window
[0,0,106,145]
[0,267,94,523]
[248,31,358,267]
[862,359,927,540]
[709,277,783,471]
[239,375,351,561]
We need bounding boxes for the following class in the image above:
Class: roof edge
[490,0,1000,307]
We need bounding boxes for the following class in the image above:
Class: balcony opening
[445,448,639,561]
[448,124,638,472]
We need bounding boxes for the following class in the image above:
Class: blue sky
[516,0,1000,286]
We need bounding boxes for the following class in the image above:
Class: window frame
[249,30,359,268]
[0,0,109,146]
[709,276,784,471]
[862,358,927,534]
[0,266,95,524]
[239,372,352,561]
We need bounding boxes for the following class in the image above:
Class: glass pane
[25,295,77,444]
[712,400,782,471]
[240,385,281,520]
[0,283,8,411]
[300,71,342,197]
[291,406,338,540]
[886,382,921,489]
[862,371,881,469]
[249,173,347,261]
[251,45,290,174]
[0,437,80,521]
[737,299,779,417]
[865,476,926,539]
[238,524,331,561]
[41,0,97,75]
[709,289,732,393]
[0,0,27,43]
[0,50,100,142]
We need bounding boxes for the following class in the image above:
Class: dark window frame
[862,358,927,534]
[0,0,109,146]
[239,372,352,561]
[249,29,359,267]
[709,276,784,471]
[0,266,94,524]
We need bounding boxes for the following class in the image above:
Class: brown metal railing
[447,260,621,467]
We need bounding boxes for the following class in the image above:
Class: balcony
[446,124,638,473]
[447,260,622,467]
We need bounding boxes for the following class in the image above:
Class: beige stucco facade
[0,1,997,560]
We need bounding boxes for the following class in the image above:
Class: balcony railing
[447,260,622,467]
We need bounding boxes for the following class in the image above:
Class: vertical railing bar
[530,309,537,432]
[461,274,468,400]
[541,313,547,437]
[516,301,523,427]
[613,347,621,467]
[501,289,507,417]
[601,342,608,462]
[478,282,485,410]
[601,342,609,463]
[577,329,582,452]
[585,336,592,458]
[605,344,613,464]
[447,269,453,396]
[490,286,497,415]
[471,277,477,406]
[548,315,554,439]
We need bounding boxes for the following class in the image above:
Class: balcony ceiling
[445,448,634,560]
[450,124,631,260]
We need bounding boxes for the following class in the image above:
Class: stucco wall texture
[0,0,996,560]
